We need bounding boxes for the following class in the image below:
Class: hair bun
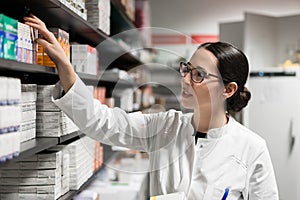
[227,87,251,113]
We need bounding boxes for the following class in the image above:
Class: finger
[35,38,50,48]
[24,16,38,23]
[24,21,49,36]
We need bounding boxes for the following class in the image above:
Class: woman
[25,15,278,199]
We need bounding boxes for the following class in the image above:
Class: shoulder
[228,117,268,162]
[230,117,266,146]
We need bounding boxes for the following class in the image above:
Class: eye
[195,68,206,78]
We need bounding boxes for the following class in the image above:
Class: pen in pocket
[221,188,229,200]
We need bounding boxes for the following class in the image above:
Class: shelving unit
[58,150,119,200]
[0,0,146,199]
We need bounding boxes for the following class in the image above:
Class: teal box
[2,14,18,60]
[0,14,4,58]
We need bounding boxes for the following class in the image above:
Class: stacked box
[20,84,37,142]
[36,85,60,111]
[48,146,70,196]
[94,141,103,171]
[0,77,21,162]
[0,15,3,58]
[0,151,63,200]
[93,87,106,104]
[86,0,111,35]
[59,0,87,20]
[17,22,38,64]
[71,44,99,75]
[36,111,79,137]
[38,28,69,67]
[121,0,135,21]
[0,14,18,60]
[60,137,96,189]
[36,85,79,137]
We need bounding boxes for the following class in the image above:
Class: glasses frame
[180,62,222,83]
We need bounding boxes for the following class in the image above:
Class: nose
[182,71,192,85]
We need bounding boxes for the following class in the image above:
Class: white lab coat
[52,75,279,200]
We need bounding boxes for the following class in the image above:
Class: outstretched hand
[24,14,76,92]
[24,14,69,67]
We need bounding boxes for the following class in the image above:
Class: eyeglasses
[179,62,221,83]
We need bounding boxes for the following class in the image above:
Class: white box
[0,185,61,199]
[20,120,36,143]
[21,84,37,103]
[21,102,36,122]
[0,132,20,162]
[0,160,60,170]
[22,151,62,162]
[0,176,61,186]
[17,22,24,62]
[0,77,8,105]
[0,193,57,200]
[7,78,21,105]
[0,168,61,178]
[36,85,60,111]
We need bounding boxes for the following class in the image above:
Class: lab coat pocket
[203,185,241,200]
[203,185,224,200]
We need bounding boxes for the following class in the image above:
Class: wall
[149,0,300,61]
[150,0,300,34]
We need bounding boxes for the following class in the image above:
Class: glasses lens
[180,62,189,77]
[191,68,204,82]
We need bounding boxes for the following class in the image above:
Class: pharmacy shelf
[111,0,136,34]
[58,150,119,200]
[59,131,84,143]
[0,59,137,89]
[0,0,142,69]
[15,138,59,162]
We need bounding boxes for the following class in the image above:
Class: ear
[223,82,238,99]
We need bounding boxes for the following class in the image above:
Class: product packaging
[1,14,18,60]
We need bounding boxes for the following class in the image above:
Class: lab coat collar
[190,114,234,139]
[206,115,233,139]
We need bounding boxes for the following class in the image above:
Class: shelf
[0,59,138,89]
[0,0,107,47]
[12,138,59,163]
[58,151,119,200]
[110,0,136,34]
[0,0,143,69]
[59,131,84,143]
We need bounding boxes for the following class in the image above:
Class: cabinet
[220,12,300,200]
[0,0,148,199]
[220,12,300,71]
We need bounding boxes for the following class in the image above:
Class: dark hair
[198,42,251,113]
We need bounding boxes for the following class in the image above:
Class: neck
[193,107,228,133]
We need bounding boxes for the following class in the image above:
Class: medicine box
[20,119,36,142]
[21,84,37,103]
[0,14,4,58]
[43,28,69,67]
[36,85,60,111]
[0,193,56,200]
[1,14,18,60]
[0,168,61,178]
[0,185,61,200]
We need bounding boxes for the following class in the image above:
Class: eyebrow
[187,62,206,71]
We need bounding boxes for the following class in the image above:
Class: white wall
[149,0,300,63]
[150,0,300,34]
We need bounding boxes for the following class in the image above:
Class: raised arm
[24,15,76,92]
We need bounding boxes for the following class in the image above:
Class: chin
[181,98,195,110]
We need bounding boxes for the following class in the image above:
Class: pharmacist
[25,15,278,200]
